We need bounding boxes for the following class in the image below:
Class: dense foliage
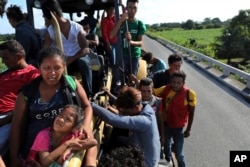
[214,9,250,67]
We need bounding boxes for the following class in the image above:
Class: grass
[147,27,250,79]
[0,60,6,72]
[147,28,223,46]
[0,58,6,72]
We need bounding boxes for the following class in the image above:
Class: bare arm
[9,92,27,167]
[129,34,144,47]
[93,34,99,46]
[0,156,6,167]
[107,104,119,114]
[184,106,195,138]
[75,80,93,137]
[66,28,90,65]
[39,142,70,166]
[39,137,97,166]
[110,13,127,39]
[102,86,117,103]
[78,27,89,50]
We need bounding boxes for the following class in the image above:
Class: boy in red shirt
[154,70,197,167]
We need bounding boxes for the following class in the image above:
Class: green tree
[211,18,222,26]
[182,19,195,30]
[203,17,212,25]
[215,9,250,65]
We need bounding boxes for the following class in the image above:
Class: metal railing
[152,36,250,100]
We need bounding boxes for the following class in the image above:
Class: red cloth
[0,65,40,113]
[101,16,117,44]
[161,85,190,128]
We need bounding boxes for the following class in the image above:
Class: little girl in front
[26,104,97,167]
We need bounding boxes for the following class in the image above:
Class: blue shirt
[15,21,41,64]
[153,59,167,73]
[92,103,160,167]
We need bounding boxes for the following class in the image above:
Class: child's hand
[66,137,83,150]
[67,136,97,150]
[62,148,73,161]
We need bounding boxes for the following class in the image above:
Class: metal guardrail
[151,36,250,101]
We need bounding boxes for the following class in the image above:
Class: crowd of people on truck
[0,0,197,167]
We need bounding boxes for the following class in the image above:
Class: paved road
[143,35,250,167]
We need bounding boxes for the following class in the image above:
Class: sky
[0,0,250,34]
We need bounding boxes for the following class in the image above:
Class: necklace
[38,97,49,104]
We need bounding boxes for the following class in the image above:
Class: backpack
[22,75,82,111]
[161,85,191,111]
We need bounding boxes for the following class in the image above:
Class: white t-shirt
[47,20,86,57]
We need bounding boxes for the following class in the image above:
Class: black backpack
[22,75,81,107]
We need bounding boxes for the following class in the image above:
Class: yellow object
[66,150,86,167]
[64,67,111,167]
[137,59,147,80]
[50,11,67,75]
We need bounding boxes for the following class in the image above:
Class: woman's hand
[66,134,97,150]
[79,126,93,139]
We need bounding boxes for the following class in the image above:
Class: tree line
[147,9,250,72]
[0,34,14,42]
[147,17,228,30]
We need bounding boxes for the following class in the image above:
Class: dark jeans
[164,123,186,167]
[68,56,92,97]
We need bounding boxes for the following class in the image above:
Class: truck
[1,0,148,166]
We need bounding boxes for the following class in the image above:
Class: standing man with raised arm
[110,0,146,82]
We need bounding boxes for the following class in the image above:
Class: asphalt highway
[143,35,250,167]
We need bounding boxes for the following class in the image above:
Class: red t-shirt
[101,16,117,44]
[0,65,40,113]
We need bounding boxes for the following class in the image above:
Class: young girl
[26,104,97,167]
